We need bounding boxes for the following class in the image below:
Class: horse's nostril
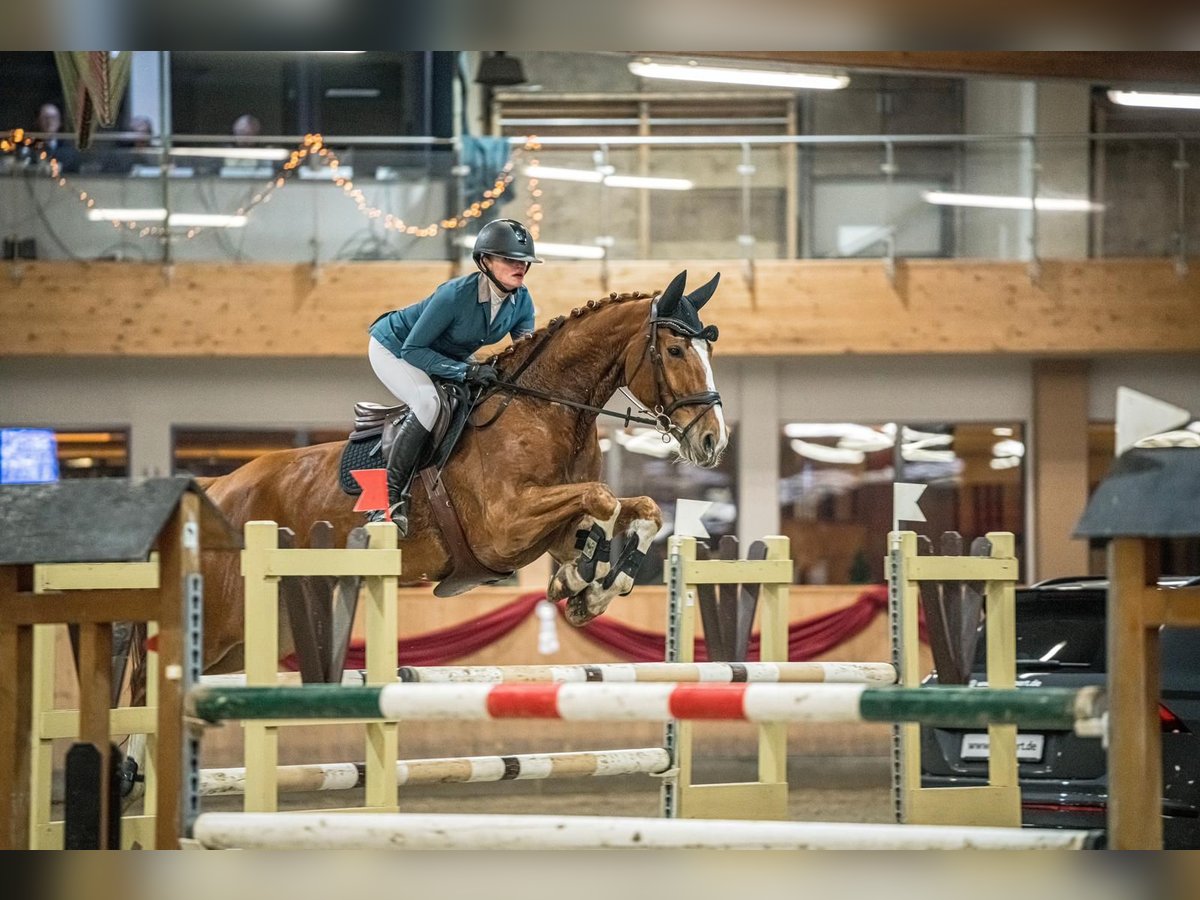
[703,433,716,455]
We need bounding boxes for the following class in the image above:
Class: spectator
[223,113,268,174]
[231,113,262,145]
[24,102,79,173]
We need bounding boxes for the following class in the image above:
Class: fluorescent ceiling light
[536,241,606,259]
[992,439,1025,458]
[170,147,291,161]
[168,213,248,228]
[604,175,693,190]
[630,60,849,91]
[455,235,604,259]
[87,208,247,228]
[523,165,604,183]
[524,165,692,190]
[924,190,1103,213]
[790,439,865,465]
[88,208,168,221]
[1108,90,1200,110]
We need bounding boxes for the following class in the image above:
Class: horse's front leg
[574,496,662,624]
[501,482,623,613]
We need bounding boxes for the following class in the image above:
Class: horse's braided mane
[484,290,655,370]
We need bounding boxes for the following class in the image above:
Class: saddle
[339,381,514,597]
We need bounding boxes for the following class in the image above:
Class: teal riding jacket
[368,272,536,381]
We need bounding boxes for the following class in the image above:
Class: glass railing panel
[1,132,1193,264]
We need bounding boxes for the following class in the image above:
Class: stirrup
[366,501,409,537]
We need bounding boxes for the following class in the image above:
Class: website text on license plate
[960,733,1045,762]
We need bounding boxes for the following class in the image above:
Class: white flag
[1115,387,1190,456]
[674,499,713,538]
[893,482,927,531]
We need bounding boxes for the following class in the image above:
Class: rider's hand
[464,363,499,387]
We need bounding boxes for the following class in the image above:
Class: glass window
[0,427,129,481]
[780,421,1026,585]
[601,424,738,585]
[173,427,345,478]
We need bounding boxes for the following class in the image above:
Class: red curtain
[295,585,901,671]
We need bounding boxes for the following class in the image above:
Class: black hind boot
[367,413,432,537]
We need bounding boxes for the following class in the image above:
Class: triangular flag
[674,499,712,538]
[893,482,927,530]
[352,469,390,520]
[1115,387,1190,456]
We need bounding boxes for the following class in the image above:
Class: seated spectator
[222,114,275,176]
[22,102,79,173]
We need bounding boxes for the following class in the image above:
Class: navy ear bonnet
[650,270,720,342]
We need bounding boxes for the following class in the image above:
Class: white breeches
[368,337,440,431]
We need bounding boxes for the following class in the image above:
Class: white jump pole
[199,747,670,796]
[199,660,897,687]
[190,811,1101,850]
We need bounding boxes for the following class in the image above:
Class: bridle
[617,301,722,443]
[473,300,722,444]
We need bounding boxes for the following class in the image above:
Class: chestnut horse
[191,270,727,676]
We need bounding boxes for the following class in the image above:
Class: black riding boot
[368,414,432,537]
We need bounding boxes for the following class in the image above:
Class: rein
[474,303,722,443]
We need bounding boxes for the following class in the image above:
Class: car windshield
[974,601,1106,672]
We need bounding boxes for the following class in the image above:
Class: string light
[1,129,538,244]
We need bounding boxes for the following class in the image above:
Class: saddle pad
[339,436,383,495]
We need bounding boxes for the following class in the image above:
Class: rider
[365,218,542,534]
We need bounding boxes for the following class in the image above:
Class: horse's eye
[667,345,684,358]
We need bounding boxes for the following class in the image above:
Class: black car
[920,576,1200,849]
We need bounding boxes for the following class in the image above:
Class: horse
[188,269,728,680]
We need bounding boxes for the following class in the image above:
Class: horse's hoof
[564,593,597,627]
[548,566,587,604]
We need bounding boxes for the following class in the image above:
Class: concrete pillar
[736,358,780,545]
[127,52,164,132]
[1030,359,1091,582]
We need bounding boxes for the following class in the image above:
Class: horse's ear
[686,272,720,310]
[657,269,687,316]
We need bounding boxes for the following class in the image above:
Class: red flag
[352,469,390,520]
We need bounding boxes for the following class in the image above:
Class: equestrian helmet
[472,219,544,265]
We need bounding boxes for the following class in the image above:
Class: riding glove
[464,363,500,386]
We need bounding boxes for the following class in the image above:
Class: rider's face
[486,255,531,291]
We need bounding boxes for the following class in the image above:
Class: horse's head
[627,270,729,468]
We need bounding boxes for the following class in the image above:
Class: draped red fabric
[285,585,907,671]
[572,585,892,662]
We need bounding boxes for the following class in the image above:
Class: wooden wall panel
[2,258,1198,358]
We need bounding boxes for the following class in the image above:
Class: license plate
[960,733,1045,762]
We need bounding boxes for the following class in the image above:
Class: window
[0,427,129,482]
[780,421,1026,584]
[173,427,345,478]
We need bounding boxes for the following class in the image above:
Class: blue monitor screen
[0,428,60,484]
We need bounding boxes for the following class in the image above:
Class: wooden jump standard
[188,682,1106,732]
[190,811,1101,850]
